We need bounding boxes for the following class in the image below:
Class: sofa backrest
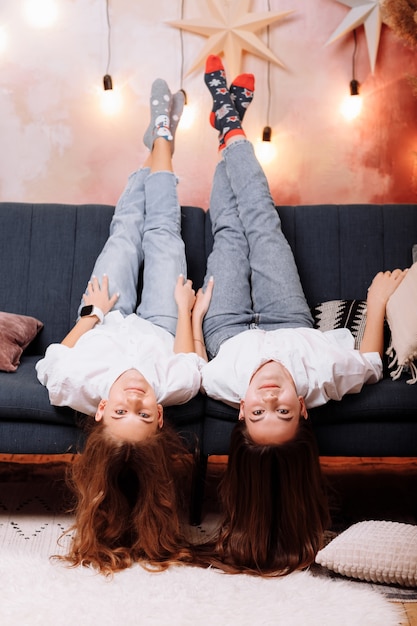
[206,204,417,307]
[0,203,207,354]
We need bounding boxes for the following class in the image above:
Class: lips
[125,387,145,394]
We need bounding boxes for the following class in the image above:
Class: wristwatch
[80,305,104,324]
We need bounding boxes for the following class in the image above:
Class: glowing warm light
[178,102,196,131]
[23,0,58,29]
[0,26,8,53]
[99,87,123,116]
[340,94,362,121]
[255,137,277,166]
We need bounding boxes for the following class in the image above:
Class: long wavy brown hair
[58,421,194,576]
[195,419,330,576]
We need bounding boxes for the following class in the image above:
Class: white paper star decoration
[325,0,385,74]
[167,0,294,78]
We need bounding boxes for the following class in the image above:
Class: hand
[82,275,119,315]
[192,276,214,323]
[175,274,196,315]
[367,269,407,308]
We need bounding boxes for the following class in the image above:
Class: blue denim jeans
[203,139,313,358]
[82,168,185,337]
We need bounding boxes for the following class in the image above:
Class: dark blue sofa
[0,202,416,523]
[0,203,207,457]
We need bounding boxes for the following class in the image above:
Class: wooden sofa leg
[189,451,208,526]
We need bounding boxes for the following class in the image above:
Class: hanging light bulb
[262,126,272,142]
[103,74,113,90]
[341,29,362,121]
[256,131,276,165]
[341,79,362,121]
[258,15,276,165]
[178,89,196,131]
[99,0,122,114]
[99,83,122,116]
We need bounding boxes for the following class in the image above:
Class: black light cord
[179,0,187,103]
[263,0,272,141]
[103,0,112,89]
[350,29,359,96]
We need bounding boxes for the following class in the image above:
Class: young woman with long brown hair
[195,55,407,575]
[36,78,213,574]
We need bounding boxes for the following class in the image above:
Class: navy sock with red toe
[204,55,245,149]
[230,73,255,121]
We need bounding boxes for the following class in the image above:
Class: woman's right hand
[192,276,214,323]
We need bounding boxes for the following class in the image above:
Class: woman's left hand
[82,274,119,315]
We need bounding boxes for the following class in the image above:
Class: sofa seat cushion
[0,356,77,427]
[309,376,417,425]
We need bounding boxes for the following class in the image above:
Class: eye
[277,409,289,415]
[252,409,264,416]
[139,412,151,419]
[115,409,126,416]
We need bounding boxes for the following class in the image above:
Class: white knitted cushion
[316,520,417,587]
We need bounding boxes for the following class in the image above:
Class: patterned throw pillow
[385,262,417,384]
[311,300,367,350]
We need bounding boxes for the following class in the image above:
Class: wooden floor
[1,454,416,625]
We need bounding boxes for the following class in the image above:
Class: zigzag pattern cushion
[311,300,367,350]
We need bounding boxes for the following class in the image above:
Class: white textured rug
[0,552,403,626]
[0,482,404,626]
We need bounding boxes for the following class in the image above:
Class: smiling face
[95,369,163,443]
[239,361,307,445]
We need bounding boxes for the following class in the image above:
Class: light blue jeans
[203,139,313,359]
[82,167,186,336]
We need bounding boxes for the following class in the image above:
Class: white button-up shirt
[201,327,382,409]
[36,311,205,416]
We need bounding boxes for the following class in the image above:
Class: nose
[262,391,279,406]
[125,392,144,409]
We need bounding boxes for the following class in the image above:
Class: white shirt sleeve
[36,343,104,415]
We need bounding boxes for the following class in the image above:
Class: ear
[299,396,308,420]
[238,400,245,421]
[95,399,107,422]
[157,404,164,429]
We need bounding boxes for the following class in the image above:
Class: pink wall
[1,0,417,209]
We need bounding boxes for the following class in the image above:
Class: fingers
[204,275,214,296]
[110,292,120,307]
[86,274,105,295]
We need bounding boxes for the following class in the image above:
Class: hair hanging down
[196,419,330,576]
[58,421,194,576]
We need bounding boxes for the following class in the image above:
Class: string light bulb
[262,126,272,142]
[260,1,275,157]
[341,30,362,121]
[103,74,113,91]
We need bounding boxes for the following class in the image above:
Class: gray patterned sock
[143,79,172,151]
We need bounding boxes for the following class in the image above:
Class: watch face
[81,304,94,316]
